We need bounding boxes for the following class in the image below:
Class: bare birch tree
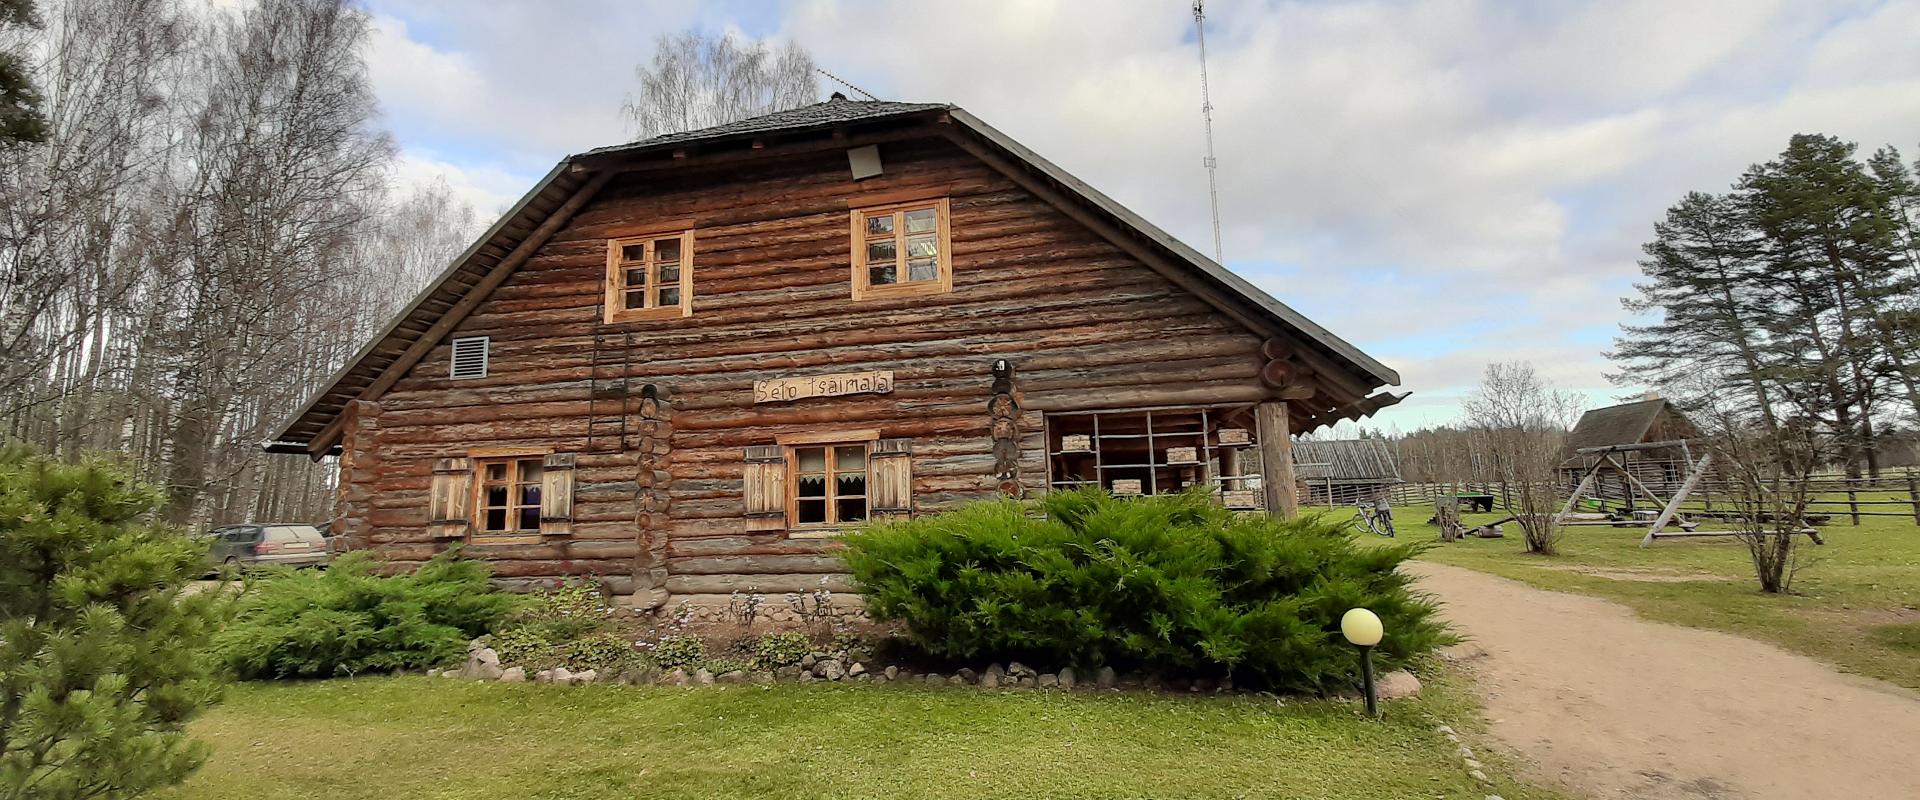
[1461,362,1583,554]
[621,29,818,140]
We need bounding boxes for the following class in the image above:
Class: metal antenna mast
[1193,0,1224,264]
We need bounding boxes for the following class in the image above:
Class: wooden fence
[1363,466,1920,526]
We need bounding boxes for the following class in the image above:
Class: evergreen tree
[0,444,227,800]
[0,0,47,145]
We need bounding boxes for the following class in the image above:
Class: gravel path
[1409,561,1920,800]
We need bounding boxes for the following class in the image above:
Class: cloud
[361,0,1920,432]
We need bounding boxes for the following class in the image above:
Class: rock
[1037,674,1057,688]
[1058,668,1075,690]
[774,666,801,680]
[468,638,487,654]
[956,667,978,682]
[1016,675,1034,687]
[848,662,867,677]
[883,665,898,681]
[499,667,526,683]
[853,673,871,682]
[949,674,966,685]
[751,671,776,684]
[1439,642,1488,663]
[573,669,598,684]
[979,671,1000,688]
[666,668,690,686]
[801,654,817,669]
[534,669,555,684]
[799,671,817,682]
[718,670,747,684]
[1007,661,1035,678]
[694,669,715,685]
[553,667,575,684]
[439,669,459,679]
[1435,724,1456,735]
[1376,670,1423,700]
[1464,758,1483,771]
[1469,770,1490,784]
[822,660,846,681]
[1095,666,1117,689]
[464,661,504,681]
[924,672,944,684]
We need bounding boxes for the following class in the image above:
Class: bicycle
[1351,501,1396,537]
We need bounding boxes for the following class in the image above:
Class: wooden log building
[265,96,1406,608]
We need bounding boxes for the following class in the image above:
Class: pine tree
[0,444,227,800]
[0,0,47,145]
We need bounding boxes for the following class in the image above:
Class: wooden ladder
[585,329,632,452]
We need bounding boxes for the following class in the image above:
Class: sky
[361,0,1920,432]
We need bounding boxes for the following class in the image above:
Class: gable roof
[267,98,1402,455]
[1293,439,1402,484]
[1564,398,1680,452]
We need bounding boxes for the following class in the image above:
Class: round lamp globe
[1341,608,1384,647]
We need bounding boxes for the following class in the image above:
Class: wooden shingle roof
[1293,439,1402,483]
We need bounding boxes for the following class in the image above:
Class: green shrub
[648,634,706,669]
[0,444,230,798]
[217,550,519,678]
[555,631,643,674]
[752,631,812,669]
[842,488,1451,694]
[486,579,615,670]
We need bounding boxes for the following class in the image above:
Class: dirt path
[1409,561,1920,800]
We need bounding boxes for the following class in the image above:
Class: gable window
[604,230,693,323]
[850,198,951,300]
[476,456,543,534]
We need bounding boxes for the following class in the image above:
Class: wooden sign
[1060,434,1092,452]
[1165,446,1198,464]
[754,370,894,404]
[1111,479,1142,496]
[1218,428,1251,446]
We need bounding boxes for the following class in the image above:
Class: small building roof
[1293,439,1402,484]
[1564,398,1684,452]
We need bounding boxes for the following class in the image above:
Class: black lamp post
[1341,607,1384,718]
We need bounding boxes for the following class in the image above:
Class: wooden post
[1255,401,1298,519]
[1907,471,1919,526]
[1847,484,1860,526]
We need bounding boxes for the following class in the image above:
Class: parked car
[203,523,332,572]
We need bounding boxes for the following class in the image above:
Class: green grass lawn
[159,675,1564,800]
[1398,505,1920,688]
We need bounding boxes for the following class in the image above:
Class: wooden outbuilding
[1293,439,1402,506]
[265,96,1405,607]
[1558,397,1700,499]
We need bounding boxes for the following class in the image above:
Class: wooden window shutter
[428,457,473,539]
[743,445,786,531]
[540,453,576,536]
[870,438,913,519]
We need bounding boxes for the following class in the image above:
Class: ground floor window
[1045,405,1263,509]
[791,442,868,527]
[477,456,544,533]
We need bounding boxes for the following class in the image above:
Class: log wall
[354,137,1273,604]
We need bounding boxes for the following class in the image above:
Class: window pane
[869,264,898,285]
[838,472,866,497]
[485,508,507,531]
[836,498,868,523]
[654,238,681,263]
[866,239,896,264]
[519,483,542,507]
[865,214,894,237]
[797,474,826,498]
[519,460,544,480]
[904,207,937,233]
[658,264,680,283]
[485,462,507,481]
[797,499,827,524]
[657,287,681,306]
[796,447,826,473]
[621,243,645,262]
[625,290,646,308]
[907,257,939,282]
[518,507,539,531]
[625,267,646,287]
[906,234,938,258]
[486,485,508,507]
[834,445,866,470]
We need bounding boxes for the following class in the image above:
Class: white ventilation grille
[449,336,489,380]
